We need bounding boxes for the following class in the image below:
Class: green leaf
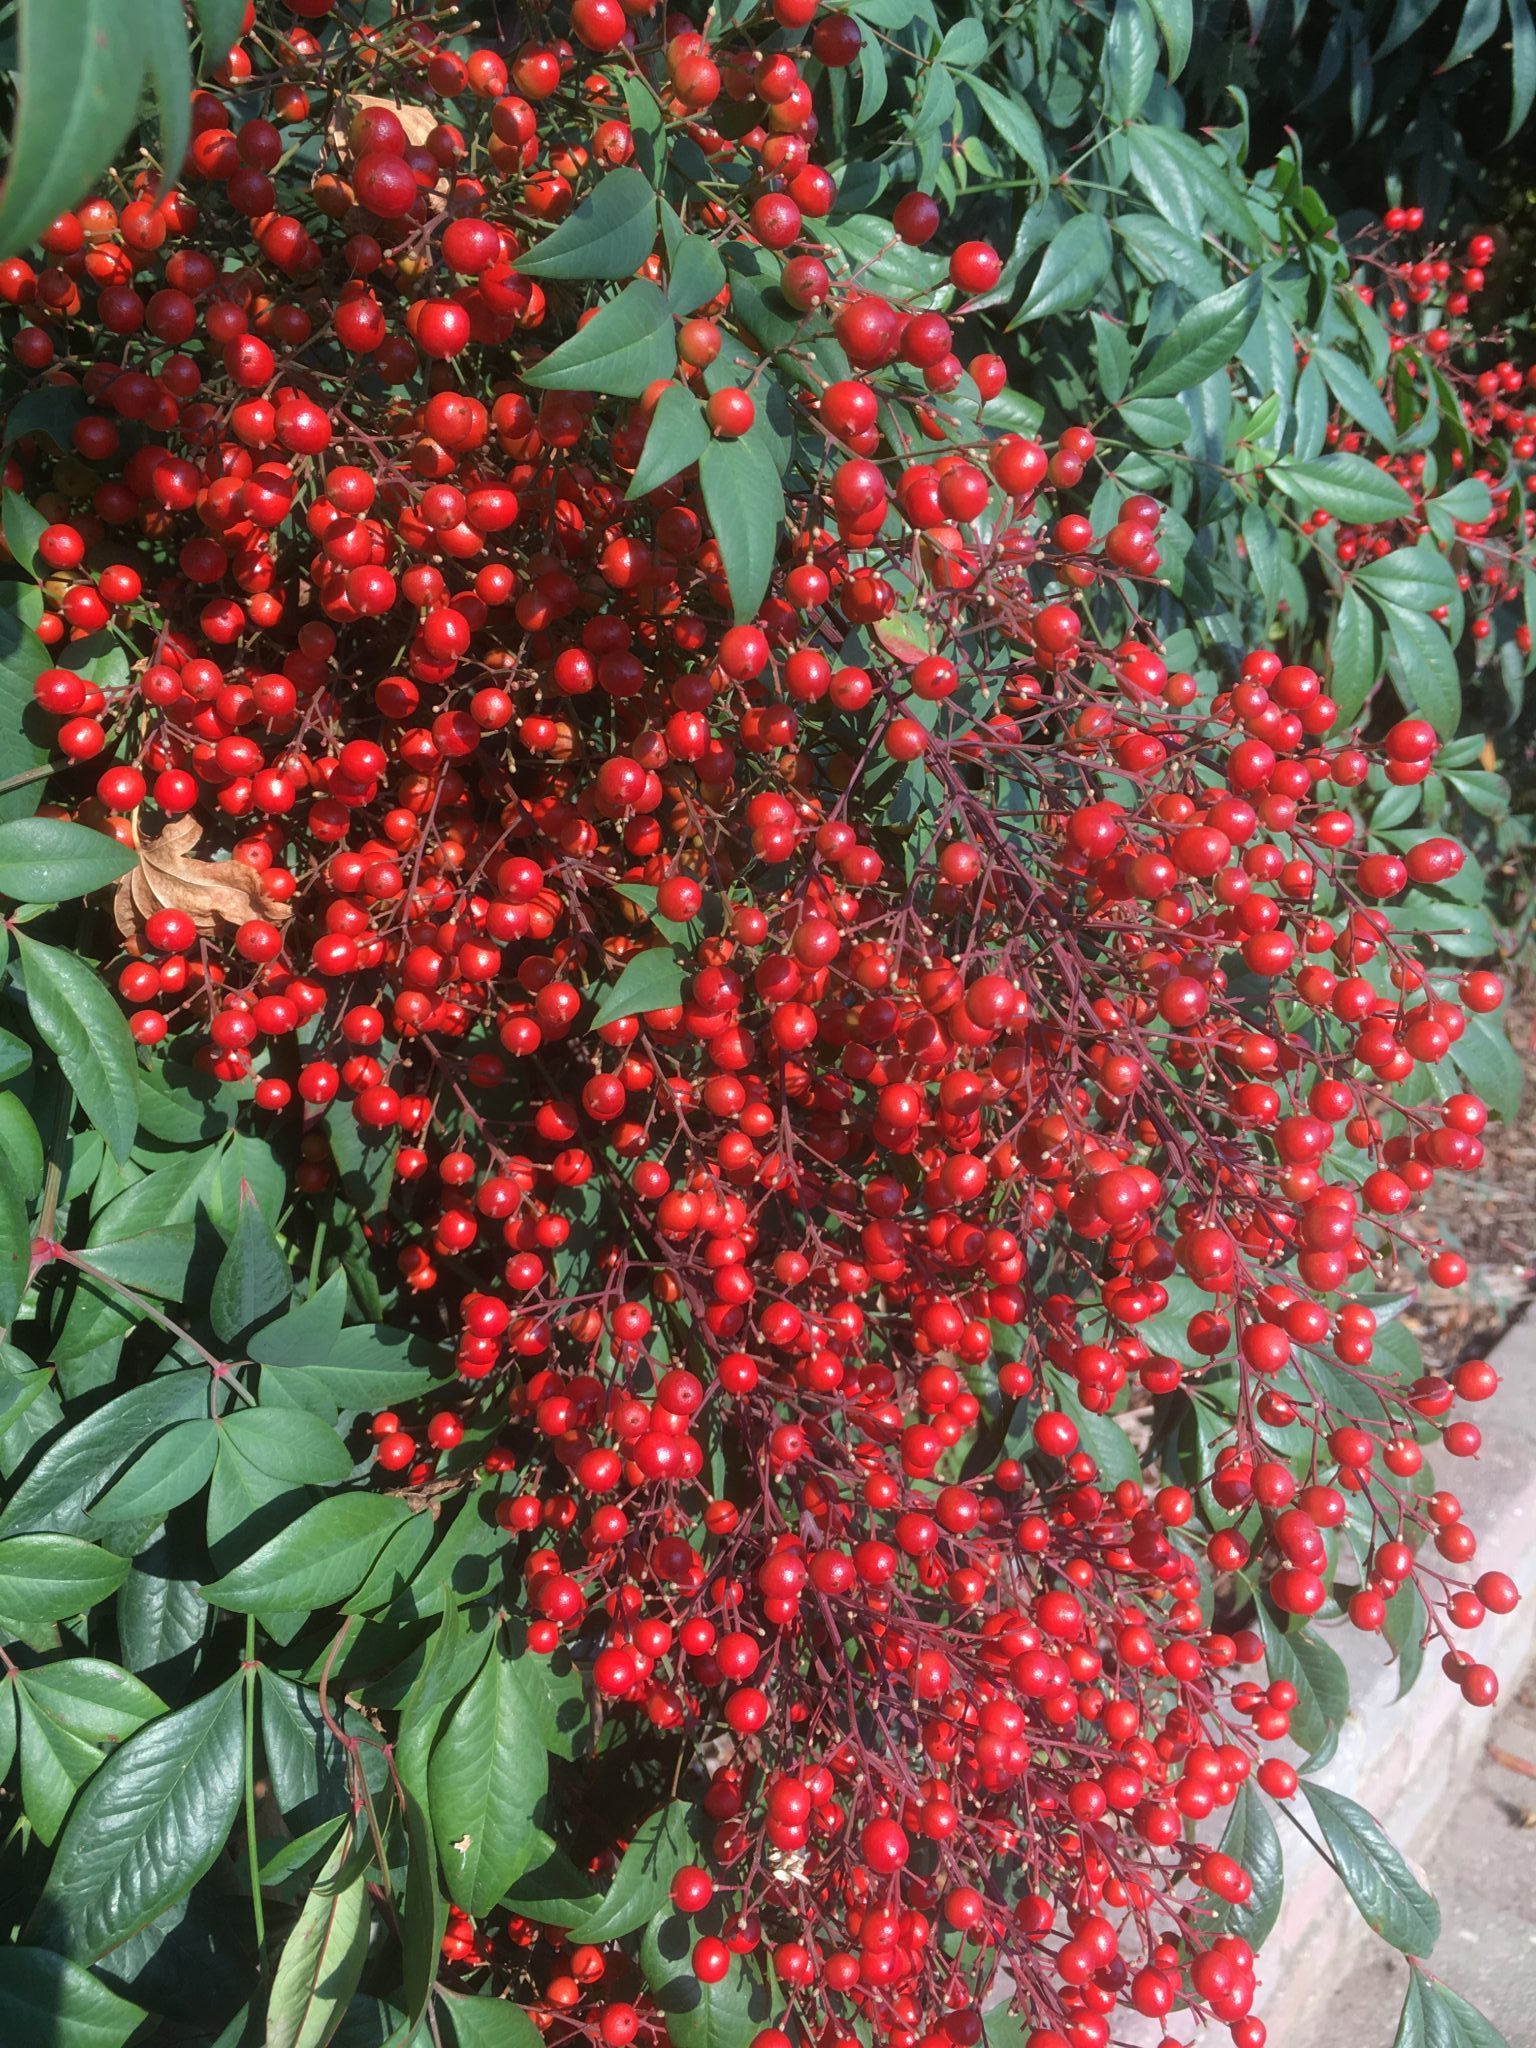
[627,385,710,500]
[1446,0,1502,65]
[202,1492,412,1613]
[87,1418,219,1524]
[193,0,248,58]
[322,1102,394,1221]
[0,1946,145,2048]
[1380,603,1461,738]
[506,1630,589,1759]
[1358,544,1463,615]
[1301,1781,1440,1954]
[0,1146,29,1333]
[0,1370,206,1538]
[19,1658,162,1739]
[16,934,139,1162]
[247,1271,347,1367]
[1258,1609,1350,1755]
[3,490,48,578]
[514,168,658,280]
[1,383,88,454]
[1393,1972,1511,2048]
[1116,396,1191,446]
[1104,0,1158,120]
[591,949,686,1029]
[960,73,1050,184]
[0,0,152,257]
[1091,314,1132,405]
[0,1533,131,1629]
[662,220,726,315]
[0,599,51,823]
[1425,477,1495,540]
[1269,452,1416,524]
[1042,1372,1139,1487]
[29,1675,245,1961]
[568,1801,699,1943]
[260,1674,384,1830]
[699,433,784,623]
[1011,214,1114,325]
[1330,585,1381,719]
[1509,0,1536,139]
[430,1645,549,1915]
[0,1027,32,1085]
[1212,1782,1283,1947]
[1312,344,1398,449]
[524,280,676,399]
[141,0,193,196]
[260,1319,439,1411]
[640,1908,772,2048]
[1146,0,1194,72]
[265,1823,372,2048]
[78,1222,197,1300]
[440,1991,544,2048]
[209,1186,292,1343]
[15,1660,162,1843]
[1384,1578,1428,1700]
[507,1835,603,1927]
[222,1407,353,1487]
[1128,274,1263,401]
[1450,1011,1522,1122]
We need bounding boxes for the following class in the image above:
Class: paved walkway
[1311,1655,1536,2045]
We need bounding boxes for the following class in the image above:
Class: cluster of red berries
[0,5,1520,2048]
[1308,223,1536,657]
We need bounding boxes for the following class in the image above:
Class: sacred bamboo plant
[0,5,1528,2048]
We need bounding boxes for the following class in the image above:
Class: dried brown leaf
[113,816,290,946]
[325,94,439,162]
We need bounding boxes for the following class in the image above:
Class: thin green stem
[243,1616,267,1983]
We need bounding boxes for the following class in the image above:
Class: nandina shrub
[0,6,1525,2048]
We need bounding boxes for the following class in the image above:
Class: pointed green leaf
[16,934,139,1162]
[1380,601,1461,737]
[0,1147,28,1333]
[265,1823,372,2048]
[0,0,150,258]
[1393,1972,1511,2048]
[1449,1011,1522,1122]
[209,1187,292,1343]
[591,949,686,1029]
[699,433,783,623]
[29,1676,245,1960]
[1258,1608,1350,1756]
[440,1992,544,2048]
[1129,274,1263,401]
[429,1647,549,1916]
[0,817,135,902]
[0,1533,131,1629]
[0,1947,145,2048]
[628,385,710,500]
[88,1419,219,1524]
[568,1801,700,1943]
[247,1271,349,1368]
[1330,585,1381,720]
[640,1908,772,2048]
[1212,1782,1283,1947]
[514,168,658,280]
[523,281,675,398]
[1269,453,1416,525]
[1301,1781,1441,1955]
[1010,214,1113,325]
[202,1493,413,1613]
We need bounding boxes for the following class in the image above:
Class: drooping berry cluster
[0,5,1521,2048]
